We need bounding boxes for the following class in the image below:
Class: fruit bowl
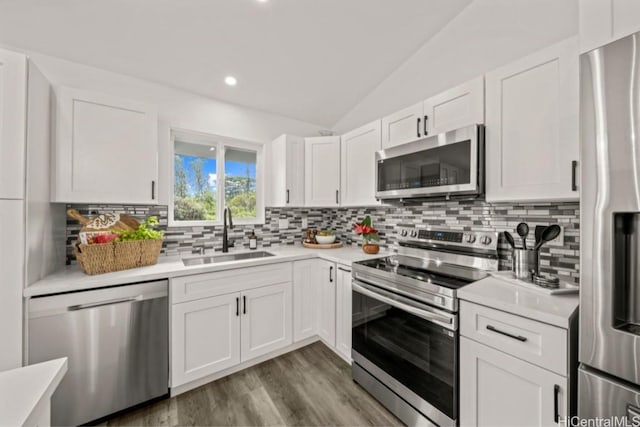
[315,235,336,244]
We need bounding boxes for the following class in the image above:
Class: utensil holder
[512,248,539,282]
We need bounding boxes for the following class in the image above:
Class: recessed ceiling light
[209,147,215,151]
[256,0,268,3]
[224,76,237,86]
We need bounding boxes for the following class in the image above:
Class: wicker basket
[74,239,163,275]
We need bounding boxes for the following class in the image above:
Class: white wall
[10,49,325,205]
[332,0,579,133]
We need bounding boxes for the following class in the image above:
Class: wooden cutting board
[67,209,139,232]
[302,241,344,249]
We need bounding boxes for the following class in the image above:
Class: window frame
[169,128,265,227]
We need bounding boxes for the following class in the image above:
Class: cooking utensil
[516,222,529,250]
[67,209,137,232]
[503,231,516,249]
[535,225,545,247]
[534,224,561,250]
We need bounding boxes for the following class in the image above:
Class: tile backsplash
[65,200,580,284]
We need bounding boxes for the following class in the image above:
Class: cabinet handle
[236,297,239,316]
[151,181,156,200]
[553,384,560,423]
[338,267,351,273]
[329,266,334,283]
[423,115,429,136]
[335,190,339,205]
[571,161,578,191]
[286,189,290,204]
[486,324,527,342]
[416,117,421,138]
[243,295,247,314]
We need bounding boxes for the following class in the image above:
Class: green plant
[116,216,164,241]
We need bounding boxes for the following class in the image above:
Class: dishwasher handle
[68,295,143,311]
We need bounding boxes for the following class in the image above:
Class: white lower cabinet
[170,263,293,388]
[460,337,567,427]
[317,260,337,347]
[335,265,352,362]
[240,282,292,362]
[171,293,241,387]
[293,259,318,342]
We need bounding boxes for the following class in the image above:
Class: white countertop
[0,358,67,426]
[25,244,389,297]
[458,276,579,328]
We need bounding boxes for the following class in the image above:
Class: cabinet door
[52,87,158,204]
[340,120,381,207]
[293,259,318,342]
[423,76,484,135]
[240,282,293,362]
[269,135,305,207]
[171,293,241,387]
[486,37,579,203]
[305,136,341,206]
[579,0,640,53]
[0,200,24,370]
[286,135,305,206]
[317,260,336,347]
[0,49,27,200]
[335,266,352,362]
[460,337,567,427]
[381,102,423,149]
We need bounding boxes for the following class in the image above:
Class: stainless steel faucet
[222,207,233,253]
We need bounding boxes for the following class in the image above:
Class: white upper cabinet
[0,49,27,200]
[305,136,341,206]
[381,77,485,150]
[52,87,158,204]
[485,37,579,203]
[381,102,423,149]
[423,76,484,135]
[268,134,305,207]
[580,0,640,53]
[340,120,381,207]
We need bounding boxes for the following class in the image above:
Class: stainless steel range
[351,227,498,427]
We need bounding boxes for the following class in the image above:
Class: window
[170,130,264,225]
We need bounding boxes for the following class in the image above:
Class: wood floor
[101,342,402,427]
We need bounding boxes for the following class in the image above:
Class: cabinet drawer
[172,262,292,304]
[460,300,567,375]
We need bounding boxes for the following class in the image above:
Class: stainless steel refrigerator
[580,30,640,420]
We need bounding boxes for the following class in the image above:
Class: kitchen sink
[182,251,275,266]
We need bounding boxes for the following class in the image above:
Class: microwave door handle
[352,281,455,329]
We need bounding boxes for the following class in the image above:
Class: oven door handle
[352,280,456,331]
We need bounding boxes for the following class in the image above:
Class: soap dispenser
[249,231,257,250]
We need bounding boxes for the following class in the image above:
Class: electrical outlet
[278,218,289,230]
[301,218,308,229]
[547,225,564,247]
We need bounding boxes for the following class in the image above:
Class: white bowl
[315,235,336,244]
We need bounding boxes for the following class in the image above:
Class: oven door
[352,279,458,426]
[375,124,483,199]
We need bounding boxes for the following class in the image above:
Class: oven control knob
[400,229,408,237]
[480,235,492,245]
[410,230,418,238]
[466,234,477,244]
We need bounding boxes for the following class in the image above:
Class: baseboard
[170,336,320,397]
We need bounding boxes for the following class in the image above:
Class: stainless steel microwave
[375,124,484,200]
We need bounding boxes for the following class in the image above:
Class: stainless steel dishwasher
[28,280,169,426]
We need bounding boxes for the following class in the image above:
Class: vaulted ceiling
[0,0,471,127]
